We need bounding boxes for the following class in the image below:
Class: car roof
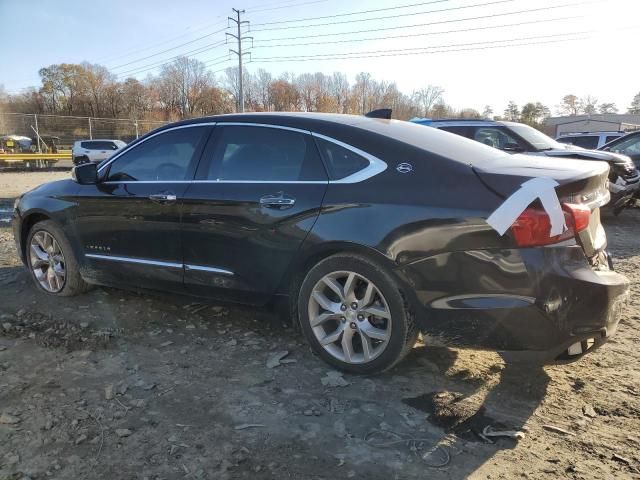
[558,131,624,136]
[169,112,381,130]
[412,118,517,127]
[126,112,516,169]
[77,138,122,142]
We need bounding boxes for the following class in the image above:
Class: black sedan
[11,113,629,373]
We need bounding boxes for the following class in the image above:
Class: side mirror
[72,162,98,185]
[503,143,525,152]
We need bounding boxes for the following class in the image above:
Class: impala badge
[396,163,413,173]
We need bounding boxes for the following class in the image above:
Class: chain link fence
[0,112,169,151]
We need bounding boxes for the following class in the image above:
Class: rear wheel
[26,220,89,296]
[297,254,417,374]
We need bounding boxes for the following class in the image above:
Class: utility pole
[227,9,252,113]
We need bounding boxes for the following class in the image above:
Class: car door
[181,124,328,303]
[71,125,212,291]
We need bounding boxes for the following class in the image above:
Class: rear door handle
[259,192,296,210]
[149,192,177,204]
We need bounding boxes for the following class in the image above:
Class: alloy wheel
[29,230,66,293]
[307,270,392,364]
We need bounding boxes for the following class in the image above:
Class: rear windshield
[81,141,117,150]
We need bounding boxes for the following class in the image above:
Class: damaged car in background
[413,119,640,214]
[12,113,629,373]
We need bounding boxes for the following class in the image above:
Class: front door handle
[259,192,296,210]
[149,192,177,204]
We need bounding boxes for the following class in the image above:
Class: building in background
[546,114,640,137]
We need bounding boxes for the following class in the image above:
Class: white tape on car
[486,177,566,236]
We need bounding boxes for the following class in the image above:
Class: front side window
[106,127,207,182]
[314,137,370,180]
[473,127,525,151]
[609,135,640,155]
[205,126,326,181]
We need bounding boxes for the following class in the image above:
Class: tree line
[1,56,639,123]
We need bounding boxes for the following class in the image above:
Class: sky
[1,0,639,116]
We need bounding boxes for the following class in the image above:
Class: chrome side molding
[85,253,233,275]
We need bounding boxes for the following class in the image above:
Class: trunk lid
[473,154,610,260]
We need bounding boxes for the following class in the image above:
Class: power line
[249,35,588,63]
[253,1,591,42]
[251,30,589,61]
[247,0,328,14]
[96,18,229,64]
[115,40,228,78]
[251,0,446,26]
[249,0,518,32]
[252,15,579,49]
[109,26,230,70]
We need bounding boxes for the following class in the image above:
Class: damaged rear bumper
[398,245,629,364]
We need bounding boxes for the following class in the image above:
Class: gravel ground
[0,173,639,479]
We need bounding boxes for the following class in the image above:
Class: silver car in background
[72,139,126,165]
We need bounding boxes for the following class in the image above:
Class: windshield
[508,124,563,151]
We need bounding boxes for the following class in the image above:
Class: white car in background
[72,139,126,165]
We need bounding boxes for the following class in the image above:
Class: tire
[297,253,418,374]
[26,220,90,296]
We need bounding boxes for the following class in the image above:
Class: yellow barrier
[0,152,71,162]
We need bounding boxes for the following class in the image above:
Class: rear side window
[81,141,118,150]
[314,137,369,180]
[437,126,474,138]
[605,135,621,144]
[106,127,207,182]
[205,126,326,181]
[561,136,599,149]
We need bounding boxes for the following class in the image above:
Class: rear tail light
[511,203,591,247]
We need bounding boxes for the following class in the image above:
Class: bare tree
[328,72,349,113]
[354,72,372,114]
[559,94,580,116]
[629,92,640,114]
[598,102,618,114]
[503,101,520,121]
[580,95,598,115]
[255,69,272,111]
[413,85,444,117]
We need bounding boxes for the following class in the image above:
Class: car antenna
[365,108,392,119]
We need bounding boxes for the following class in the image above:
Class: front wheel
[297,254,418,374]
[26,220,89,296]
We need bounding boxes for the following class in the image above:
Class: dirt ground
[1,172,639,480]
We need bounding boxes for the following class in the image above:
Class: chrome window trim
[97,120,387,185]
[97,122,217,174]
[101,180,327,185]
[85,253,182,268]
[215,122,310,135]
[184,264,234,276]
[311,132,387,183]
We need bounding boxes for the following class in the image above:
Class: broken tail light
[511,203,591,247]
